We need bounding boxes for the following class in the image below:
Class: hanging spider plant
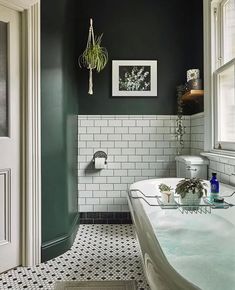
[78,19,108,95]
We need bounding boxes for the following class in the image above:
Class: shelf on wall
[181,90,204,101]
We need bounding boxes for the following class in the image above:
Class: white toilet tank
[175,155,209,179]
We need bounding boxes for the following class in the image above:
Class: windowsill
[201,150,235,160]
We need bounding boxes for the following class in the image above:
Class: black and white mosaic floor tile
[0,225,150,290]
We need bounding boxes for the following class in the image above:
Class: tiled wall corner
[189,112,235,186]
[190,112,204,156]
[208,156,235,186]
[77,115,191,212]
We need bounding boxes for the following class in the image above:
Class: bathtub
[128,178,235,290]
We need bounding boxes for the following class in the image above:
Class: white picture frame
[112,60,157,97]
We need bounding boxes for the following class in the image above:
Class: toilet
[175,155,209,179]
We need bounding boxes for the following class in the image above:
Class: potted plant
[175,178,207,209]
[158,183,174,204]
[79,19,108,95]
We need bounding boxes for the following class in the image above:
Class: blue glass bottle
[210,173,219,202]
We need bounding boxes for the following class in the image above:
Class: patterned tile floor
[0,225,150,290]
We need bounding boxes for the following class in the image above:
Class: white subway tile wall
[77,113,235,213]
[208,155,235,186]
[189,113,235,186]
[190,112,204,155]
[78,115,191,212]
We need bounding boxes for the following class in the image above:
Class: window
[212,0,235,151]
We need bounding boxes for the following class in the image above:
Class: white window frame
[204,0,235,156]
[214,59,235,151]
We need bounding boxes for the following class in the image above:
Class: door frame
[0,0,41,266]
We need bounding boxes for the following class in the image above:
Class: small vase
[161,191,175,205]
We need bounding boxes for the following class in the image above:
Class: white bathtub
[128,178,235,290]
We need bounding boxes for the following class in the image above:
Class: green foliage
[175,85,186,153]
[175,178,207,198]
[158,183,173,192]
[79,34,108,72]
[119,66,150,91]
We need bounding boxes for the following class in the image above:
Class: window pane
[223,0,235,63]
[0,21,8,137]
[218,65,235,142]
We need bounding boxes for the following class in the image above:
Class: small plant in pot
[175,178,207,210]
[158,183,174,204]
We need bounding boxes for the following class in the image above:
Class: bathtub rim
[128,177,235,290]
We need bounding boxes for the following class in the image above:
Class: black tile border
[79,212,132,224]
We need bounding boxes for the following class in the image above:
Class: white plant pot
[180,190,201,210]
[161,191,175,205]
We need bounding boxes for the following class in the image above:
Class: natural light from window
[223,0,235,63]
[218,65,235,142]
[213,0,235,151]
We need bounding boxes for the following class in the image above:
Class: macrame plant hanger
[87,18,95,95]
[79,18,108,95]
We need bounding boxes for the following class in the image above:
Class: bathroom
[0,0,235,289]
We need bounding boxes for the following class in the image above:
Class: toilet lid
[175,155,209,165]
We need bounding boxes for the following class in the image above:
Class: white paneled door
[0,5,20,272]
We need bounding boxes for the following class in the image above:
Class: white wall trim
[21,2,41,266]
[201,151,235,160]
[0,0,37,11]
[190,112,204,119]
[0,0,41,268]
[203,0,213,152]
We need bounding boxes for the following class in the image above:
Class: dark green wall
[41,0,79,261]
[75,0,203,115]
[41,0,203,260]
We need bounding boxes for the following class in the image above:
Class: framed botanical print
[112,60,157,97]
